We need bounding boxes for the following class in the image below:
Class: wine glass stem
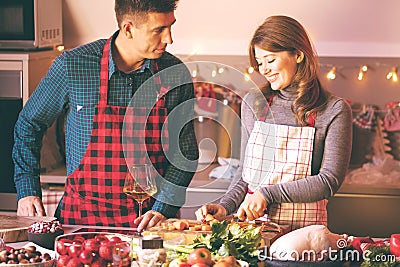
[138,202,143,218]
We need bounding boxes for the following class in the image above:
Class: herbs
[361,245,398,267]
[191,221,262,266]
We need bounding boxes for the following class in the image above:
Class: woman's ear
[296,51,304,63]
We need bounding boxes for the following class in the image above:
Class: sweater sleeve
[260,98,353,204]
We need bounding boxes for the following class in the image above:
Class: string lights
[326,66,337,80]
[211,66,218,78]
[386,67,398,82]
[187,59,400,84]
[191,64,199,78]
[320,63,399,82]
[357,65,368,81]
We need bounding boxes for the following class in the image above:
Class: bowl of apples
[54,232,132,267]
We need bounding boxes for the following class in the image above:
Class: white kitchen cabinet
[0,50,60,104]
[0,49,60,212]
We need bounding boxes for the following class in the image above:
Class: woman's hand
[237,190,267,221]
[195,204,227,221]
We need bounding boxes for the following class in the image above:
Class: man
[13,0,198,231]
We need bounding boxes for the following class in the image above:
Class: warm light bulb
[223,99,229,105]
[248,66,254,74]
[326,67,336,80]
[218,67,225,74]
[191,65,199,78]
[393,71,398,82]
[358,71,364,81]
[358,65,367,81]
[387,67,398,82]
[244,73,251,81]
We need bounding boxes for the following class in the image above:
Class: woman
[196,15,352,230]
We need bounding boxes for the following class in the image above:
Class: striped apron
[60,37,169,226]
[242,97,327,230]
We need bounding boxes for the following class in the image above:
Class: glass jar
[136,236,167,267]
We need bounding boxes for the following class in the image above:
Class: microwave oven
[0,0,63,50]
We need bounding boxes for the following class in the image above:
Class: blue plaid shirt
[13,31,199,218]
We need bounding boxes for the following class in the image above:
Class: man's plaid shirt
[13,31,199,218]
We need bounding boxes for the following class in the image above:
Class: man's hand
[17,196,46,216]
[134,210,166,232]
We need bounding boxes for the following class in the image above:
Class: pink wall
[62,0,400,57]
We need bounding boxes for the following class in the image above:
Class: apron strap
[99,38,167,107]
[99,37,112,106]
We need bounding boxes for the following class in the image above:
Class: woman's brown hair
[249,15,329,125]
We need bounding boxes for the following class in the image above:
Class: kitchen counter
[39,164,400,237]
[328,183,400,238]
[39,163,232,220]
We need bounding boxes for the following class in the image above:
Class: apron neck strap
[99,37,112,105]
[99,39,164,106]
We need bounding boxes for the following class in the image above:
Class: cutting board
[0,214,56,243]
[144,219,290,247]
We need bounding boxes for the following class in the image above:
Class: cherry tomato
[390,234,400,257]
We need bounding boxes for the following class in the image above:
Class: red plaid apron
[60,38,169,226]
[242,97,327,230]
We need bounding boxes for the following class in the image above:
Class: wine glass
[124,164,158,218]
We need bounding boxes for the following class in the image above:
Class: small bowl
[28,229,64,250]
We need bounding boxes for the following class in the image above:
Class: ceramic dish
[28,229,64,250]
[1,242,56,267]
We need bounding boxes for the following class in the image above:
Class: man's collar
[108,30,153,78]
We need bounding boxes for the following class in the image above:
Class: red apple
[57,255,71,267]
[56,239,70,255]
[67,243,82,258]
[72,236,85,244]
[109,236,122,243]
[187,248,213,266]
[95,234,109,243]
[79,250,93,264]
[66,257,83,267]
[84,238,100,252]
[214,256,240,267]
[91,258,107,267]
[99,243,114,261]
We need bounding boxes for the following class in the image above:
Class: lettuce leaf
[191,221,262,266]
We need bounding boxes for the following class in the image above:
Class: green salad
[164,221,262,266]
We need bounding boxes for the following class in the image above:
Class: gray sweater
[219,87,353,215]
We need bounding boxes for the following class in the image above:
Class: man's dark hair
[115,0,179,27]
